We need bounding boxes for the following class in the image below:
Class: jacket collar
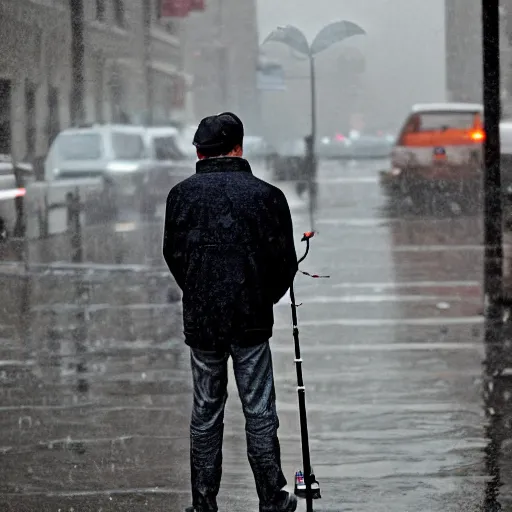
[196,157,252,174]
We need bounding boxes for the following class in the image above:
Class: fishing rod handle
[298,231,315,265]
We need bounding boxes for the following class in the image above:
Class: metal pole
[217,0,228,110]
[70,187,88,393]
[482,0,506,379]
[70,0,85,125]
[482,0,504,370]
[310,55,317,146]
[308,55,317,231]
[144,0,154,125]
[71,188,83,263]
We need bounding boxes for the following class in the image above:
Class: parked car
[45,124,155,216]
[319,130,395,159]
[0,154,33,240]
[498,119,512,226]
[144,126,195,203]
[175,124,200,160]
[381,103,484,206]
[24,124,154,238]
[242,136,275,162]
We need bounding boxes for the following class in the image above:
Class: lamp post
[482,0,504,374]
[70,0,85,126]
[262,22,365,230]
[143,0,154,126]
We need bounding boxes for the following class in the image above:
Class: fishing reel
[294,469,321,500]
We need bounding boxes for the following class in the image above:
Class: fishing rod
[289,231,329,512]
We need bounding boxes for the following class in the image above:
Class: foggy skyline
[256,0,447,139]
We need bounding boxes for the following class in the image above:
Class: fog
[257,0,446,143]
[1,1,511,511]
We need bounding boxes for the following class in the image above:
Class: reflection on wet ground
[0,160,511,511]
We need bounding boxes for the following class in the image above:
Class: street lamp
[262,22,365,229]
[482,0,504,384]
[263,21,365,153]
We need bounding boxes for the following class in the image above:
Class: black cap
[193,112,244,155]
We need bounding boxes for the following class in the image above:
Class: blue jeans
[189,341,287,512]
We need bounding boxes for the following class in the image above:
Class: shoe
[260,490,298,512]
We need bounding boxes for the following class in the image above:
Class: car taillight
[470,130,485,142]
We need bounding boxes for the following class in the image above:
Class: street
[0,158,504,512]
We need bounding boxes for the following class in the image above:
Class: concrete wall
[445,0,483,103]
[0,0,186,163]
[445,0,512,109]
[181,0,261,133]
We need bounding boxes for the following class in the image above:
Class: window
[405,112,478,133]
[153,136,184,160]
[156,0,178,34]
[114,0,125,27]
[25,80,36,160]
[165,21,179,35]
[47,86,60,148]
[58,133,103,161]
[110,70,125,123]
[96,0,105,21]
[0,80,11,155]
[112,133,146,160]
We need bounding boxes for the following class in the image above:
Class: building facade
[180,0,261,134]
[0,0,186,164]
[445,0,511,111]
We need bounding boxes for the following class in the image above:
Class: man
[296,134,317,203]
[163,112,298,512]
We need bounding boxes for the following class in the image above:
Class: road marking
[274,402,481,414]
[313,240,484,251]
[115,222,138,232]
[3,488,191,497]
[274,316,483,328]
[316,217,398,226]
[316,176,380,184]
[331,280,480,289]
[271,342,482,353]
[0,400,481,414]
[394,245,483,252]
[275,294,479,306]
[0,360,35,367]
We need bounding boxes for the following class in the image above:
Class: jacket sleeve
[269,189,298,304]
[163,188,186,290]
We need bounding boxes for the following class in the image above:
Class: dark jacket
[163,157,297,350]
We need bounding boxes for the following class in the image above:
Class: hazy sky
[256,0,447,137]
[257,0,445,50]
[257,0,446,91]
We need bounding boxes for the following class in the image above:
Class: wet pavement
[0,159,509,511]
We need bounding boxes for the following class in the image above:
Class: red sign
[190,0,205,10]
[161,0,191,18]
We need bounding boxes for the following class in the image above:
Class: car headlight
[107,162,140,172]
